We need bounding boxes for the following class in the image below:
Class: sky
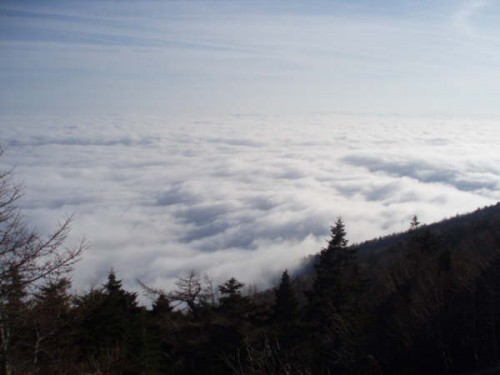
[2,0,500,116]
[1,0,500,295]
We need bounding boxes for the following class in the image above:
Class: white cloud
[1,114,499,296]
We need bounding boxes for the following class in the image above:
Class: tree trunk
[0,304,12,375]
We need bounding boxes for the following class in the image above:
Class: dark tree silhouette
[218,277,245,310]
[308,218,362,317]
[0,149,86,375]
[272,270,298,323]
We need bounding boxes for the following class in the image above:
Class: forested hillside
[2,156,500,374]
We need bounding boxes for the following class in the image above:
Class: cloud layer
[1,114,499,294]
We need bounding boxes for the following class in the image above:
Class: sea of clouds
[1,114,499,295]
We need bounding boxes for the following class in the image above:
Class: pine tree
[410,215,420,230]
[306,218,366,373]
[219,278,244,307]
[308,218,361,317]
[75,270,144,375]
[147,293,176,374]
[218,277,253,318]
[103,269,139,313]
[32,278,78,374]
[104,269,122,295]
[152,294,172,317]
[273,270,299,323]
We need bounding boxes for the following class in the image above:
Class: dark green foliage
[272,270,299,322]
[308,218,364,319]
[152,293,172,316]
[300,218,367,374]
[218,277,245,311]
[73,270,146,374]
[363,210,500,375]
[32,278,78,374]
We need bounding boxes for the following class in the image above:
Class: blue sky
[2,0,500,116]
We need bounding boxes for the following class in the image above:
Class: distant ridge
[358,202,500,257]
[298,202,500,275]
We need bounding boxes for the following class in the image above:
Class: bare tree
[169,271,203,317]
[0,148,87,375]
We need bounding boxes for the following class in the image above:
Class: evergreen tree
[152,293,172,317]
[308,218,361,317]
[103,269,139,314]
[272,270,298,323]
[218,277,245,311]
[410,215,420,230]
[104,269,122,295]
[75,270,144,375]
[32,278,78,374]
[147,293,176,374]
[306,218,366,374]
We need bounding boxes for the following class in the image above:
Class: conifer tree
[306,218,366,373]
[273,270,298,323]
[32,278,77,374]
[152,293,172,317]
[104,269,139,311]
[410,215,420,230]
[218,277,244,310]
[308,218,361,317]
[147,293,176,374]
[75,270,144,375]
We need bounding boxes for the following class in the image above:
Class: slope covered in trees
[2,150,500,374]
